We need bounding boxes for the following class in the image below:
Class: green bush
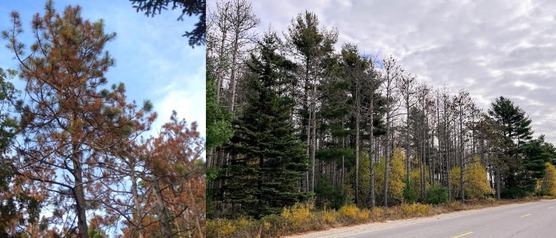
[501,187,528,199]
[425,185,448,204]
[403,185,419,204]
[315,177,348,209]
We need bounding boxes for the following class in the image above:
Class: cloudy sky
[0,0,205,137]
[234,0,556,142]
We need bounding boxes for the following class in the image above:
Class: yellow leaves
[390,148,407,201]
[539,162,556,196]
[450,156,494,199]
[338,204,359,219]
[375,148,407,203]
[399,203,430,218]
[322,209,336,223]
[281,203,313,228]
[207,219,237,237]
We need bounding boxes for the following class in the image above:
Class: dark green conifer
[224,32,309,218]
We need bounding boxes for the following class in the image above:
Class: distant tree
[131,0,206,47]
[224,32,308,218]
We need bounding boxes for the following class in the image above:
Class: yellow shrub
[339,204,360,219]
[207,219,236,237]
[236,217,252,229]
[371,207,384,220]
[322,210,337,223]
[400,203,430,217]
[448,201,465,211]
[281,203,313,228]
[358,210,370,220]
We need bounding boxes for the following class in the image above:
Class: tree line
[0,1,205,237]
[207,0,556,219]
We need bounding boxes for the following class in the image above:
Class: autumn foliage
[0,1,205,237]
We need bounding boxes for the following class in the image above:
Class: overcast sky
[0,0,205,137]
[230,0,556,143]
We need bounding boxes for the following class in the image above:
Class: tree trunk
[74,164,89,238]
[152,179,173,238]
[354,73,361,206]
[229,30,240,113]
[459,108,465,203]
[311,74,318,194]
[131,164,145,238]
[369,93,375,209]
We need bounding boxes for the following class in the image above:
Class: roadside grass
[206,197,543,238]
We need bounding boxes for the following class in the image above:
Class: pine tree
[3,2,152,236]
[0,68,42,237]
[488,96,533,198]
[224,32,309,218]
[520,136,556,194]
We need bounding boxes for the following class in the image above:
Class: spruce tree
[224,32,308,218]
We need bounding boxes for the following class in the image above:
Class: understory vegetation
[207,197,545,238]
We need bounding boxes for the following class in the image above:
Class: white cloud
[249,0,556,142]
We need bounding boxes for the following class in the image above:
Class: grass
[207,197,544,238]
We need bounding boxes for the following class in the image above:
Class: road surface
[286,199,556,238]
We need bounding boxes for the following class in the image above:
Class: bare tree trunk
[369,92,376,209]
[131,165,145,238]
[311,75,318,194]
[72,137,89,238]
[74,163,89,238]
[229,32,239,113]
[216,28,227,103]
[354,71,361,206]
[459,106,465,203]
[152,179,173,238]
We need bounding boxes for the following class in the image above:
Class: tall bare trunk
[131,165,145,238]
[74,162,89,238]
[369,93,375,208]
[153,179,172,238]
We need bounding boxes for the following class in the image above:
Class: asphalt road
[287,199,556,238]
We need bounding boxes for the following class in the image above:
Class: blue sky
[0,0,205,138]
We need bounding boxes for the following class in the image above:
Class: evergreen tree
[131,0,206,47]
[519,136,556,194]
[488,96,533,198]
[0,68,39,237]
[3,2,153,236]
[206,61,233,152]
[224,32,309,218]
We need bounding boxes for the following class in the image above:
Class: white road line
[451,231,473,238]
